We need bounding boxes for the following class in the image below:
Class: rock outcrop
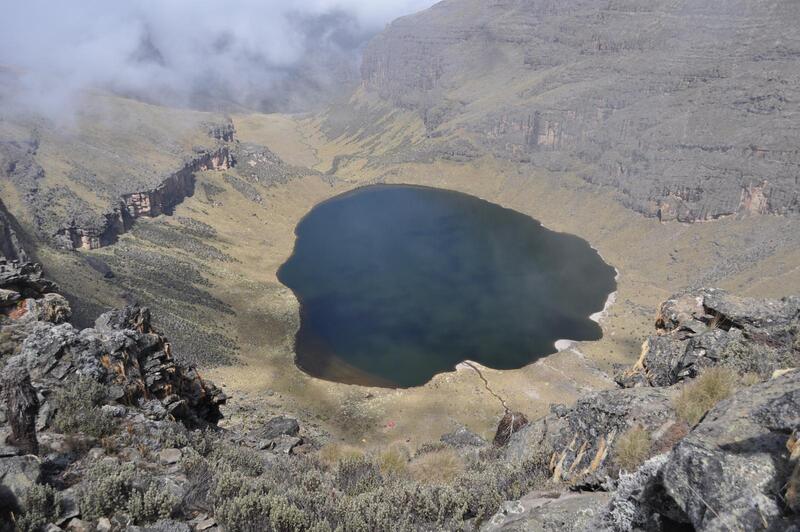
[505,387,678,486]
[55,146,233,251]
[483,491,609,532]
[596,370,800,531]
[13,304,226,428]
[618,288,800,388]
[0,199,28,264]
[360,0,800,221]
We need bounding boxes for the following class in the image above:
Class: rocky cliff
[360,0,800,221]
[54,146,233,251]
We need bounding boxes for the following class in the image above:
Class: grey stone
[0,455,41,513]
[618,289,800,387]
[506,386,676,485]
[0,288,20,306]
[441,426,487,448]
[610,370,800,530]
[482,490,610,531]
[196,517,217,531]
[65,518,90,532]
[270,435,302,455]
[259,415,300,440]
[159,448,182,465]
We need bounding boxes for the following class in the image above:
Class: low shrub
[210,443,264,477]
[13,484,62,532]
[126,483,177,523]
[52,376,116,437]
[335,455,383,496]
[79,462,136,521]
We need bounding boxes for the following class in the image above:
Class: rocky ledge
[493,288,799,531]
[55,146,233,251]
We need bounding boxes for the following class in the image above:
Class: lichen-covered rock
[0,356,39,455]
[0,260,58,300]
[0,289,20,307]
[441,426,487,448]
[482,490,610,532]
[618,288,800,387]
[11,293,72,324]
[0,455,41,516]
[17,306,226,427]
[505,387,676,486]
[612,370,800,531]
[258,415,300,441]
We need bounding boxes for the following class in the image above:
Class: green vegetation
[79,461,177,523]
[673,367,738,426]
[79,462,137,521]
[52,376,116,437]
[13,484,62,532]
[172,439,552,531]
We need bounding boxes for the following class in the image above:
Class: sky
[0,0,438,115]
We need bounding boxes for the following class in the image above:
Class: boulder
[0,260,58,299]
[493,411,528,447]
[441,426,487,448]
[158,448,182,465]
[259,415,300,440]
[482,490,610,531]
[0,455,41,515]
[0,288,20,307]
[611,370,800,531]
[618,289,800,387]
[506,387,677,485]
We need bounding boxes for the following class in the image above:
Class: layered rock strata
[55,146,233,251]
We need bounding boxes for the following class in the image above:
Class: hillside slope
[360,0,800,221]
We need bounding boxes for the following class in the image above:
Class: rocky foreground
[0,257,798,531]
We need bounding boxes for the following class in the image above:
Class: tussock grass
[377,443,411,478]
[673,367,738,426]
[614,426,651,472]
[409,449,465,485]
[317,442,364,468]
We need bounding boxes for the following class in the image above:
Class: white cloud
[0,0,438,115]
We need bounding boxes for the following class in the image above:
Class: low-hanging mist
[0,0,438,117]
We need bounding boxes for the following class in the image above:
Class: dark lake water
[277,185,617,388]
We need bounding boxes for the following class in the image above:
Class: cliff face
[55,145,232,251]
[0,199,28,263]
[360,0,800,222]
